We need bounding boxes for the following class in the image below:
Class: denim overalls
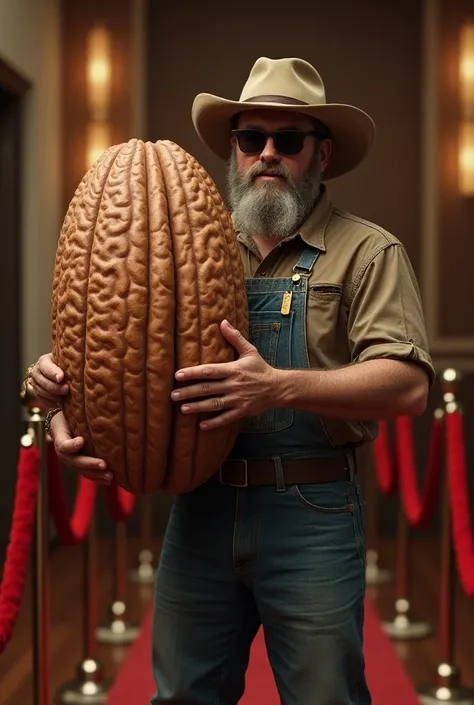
[230,246,350,462]
[152,246,370,705]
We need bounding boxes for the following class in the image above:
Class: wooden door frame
[0,56,30,559]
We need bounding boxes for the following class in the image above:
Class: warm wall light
[460,23,474,115]
[459,22,474,195]
[86,24,112,120]
[459,122,474,195]
[85,23,112,168]
[86,122,112,169]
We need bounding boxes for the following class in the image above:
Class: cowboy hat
[191,57,376,180]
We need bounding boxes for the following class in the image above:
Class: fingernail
[97,461,106,470]
[171,391,181,400]
[201,422,209,430]
[181,405,190,413]
[175,371,184,380]
[56,373,62,382]
[74,439,82,449]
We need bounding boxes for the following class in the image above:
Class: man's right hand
[30,353,112,485]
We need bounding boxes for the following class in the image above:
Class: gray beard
[226,148,322,242]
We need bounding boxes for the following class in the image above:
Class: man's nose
[260,136,280,162]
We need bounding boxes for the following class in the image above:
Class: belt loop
[272,456,286,492]
[346,453,356,481]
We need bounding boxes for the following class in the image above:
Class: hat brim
[191,94,376,180]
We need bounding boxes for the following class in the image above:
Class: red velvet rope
[396,414,443,528]
[372,420,398,494]
[446,410,474,598]
[46,441,97,546]
[0,445,40,654]
[105,483,136,523]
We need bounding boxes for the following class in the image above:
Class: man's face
[227,109,331,241]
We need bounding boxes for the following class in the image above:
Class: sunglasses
[231,128,327,156]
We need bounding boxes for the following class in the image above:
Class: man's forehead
[235,109,314,130]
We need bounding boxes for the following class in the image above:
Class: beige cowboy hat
[192,57,376,180]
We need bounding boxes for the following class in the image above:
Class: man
[30,57,434,704]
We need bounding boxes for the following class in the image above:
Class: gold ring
[212,397,227,411]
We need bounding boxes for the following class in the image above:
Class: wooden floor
[1,534,474,705]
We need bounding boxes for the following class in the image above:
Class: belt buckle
[219,460,248,488]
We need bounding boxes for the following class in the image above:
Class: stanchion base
[56,680,113,704]
[382,616,432,639]
[418,685,474,704]
[56,659,112,704]
[95,619,140,645]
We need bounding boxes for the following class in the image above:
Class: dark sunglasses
[231,128,327,156]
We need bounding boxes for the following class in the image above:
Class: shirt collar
[233,184,334,253]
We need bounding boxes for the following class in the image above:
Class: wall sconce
[85,23,112,168]
[459,22,474,196]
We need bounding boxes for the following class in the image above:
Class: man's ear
[319,138,332,175]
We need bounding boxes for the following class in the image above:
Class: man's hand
[170,319,281,430]
[30,352,111,484]
[50,412,112,485]
[30,353,69,407]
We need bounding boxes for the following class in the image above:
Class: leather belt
[217,457,352,488]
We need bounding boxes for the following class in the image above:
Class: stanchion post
[382,497,431,639]
[22,402,51,705]
[382,415,432,640]
[57,505,113,703]
[365,450,392,585]
[418,369,474,705]
[128,494,156,584]
[96,520,140,645]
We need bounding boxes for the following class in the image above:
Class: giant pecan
[51,139,248,494]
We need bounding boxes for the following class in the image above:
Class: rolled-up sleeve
[348,243,435,386]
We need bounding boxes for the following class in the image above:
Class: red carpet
[105,599,419,704]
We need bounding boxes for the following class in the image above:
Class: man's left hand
[171,319,281,430]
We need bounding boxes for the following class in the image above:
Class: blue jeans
[151,477,371,705]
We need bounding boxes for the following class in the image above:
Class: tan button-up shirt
[234,186,435,448]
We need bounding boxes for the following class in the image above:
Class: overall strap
[293,246,321,275]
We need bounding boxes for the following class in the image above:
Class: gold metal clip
[280,291,292,315]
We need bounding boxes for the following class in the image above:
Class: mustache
[245,162,292,183]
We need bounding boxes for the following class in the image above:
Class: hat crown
[239,57,327,106]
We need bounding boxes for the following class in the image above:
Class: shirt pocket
[306,283,349,369]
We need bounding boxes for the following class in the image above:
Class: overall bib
[152,247,370,705]
[230,246,349,462]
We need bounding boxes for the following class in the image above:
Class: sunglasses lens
[274,131,306,155]
[233,129,308,156]
[236,130,266,154]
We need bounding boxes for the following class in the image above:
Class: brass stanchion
[57,506,113,703]
[365,454,392,585]
[382,504,431,638]
[96,521,140,645]
[418,369,474,704]
[128,494,156,585]
[382,415,433,639]
[21,400,51,705]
